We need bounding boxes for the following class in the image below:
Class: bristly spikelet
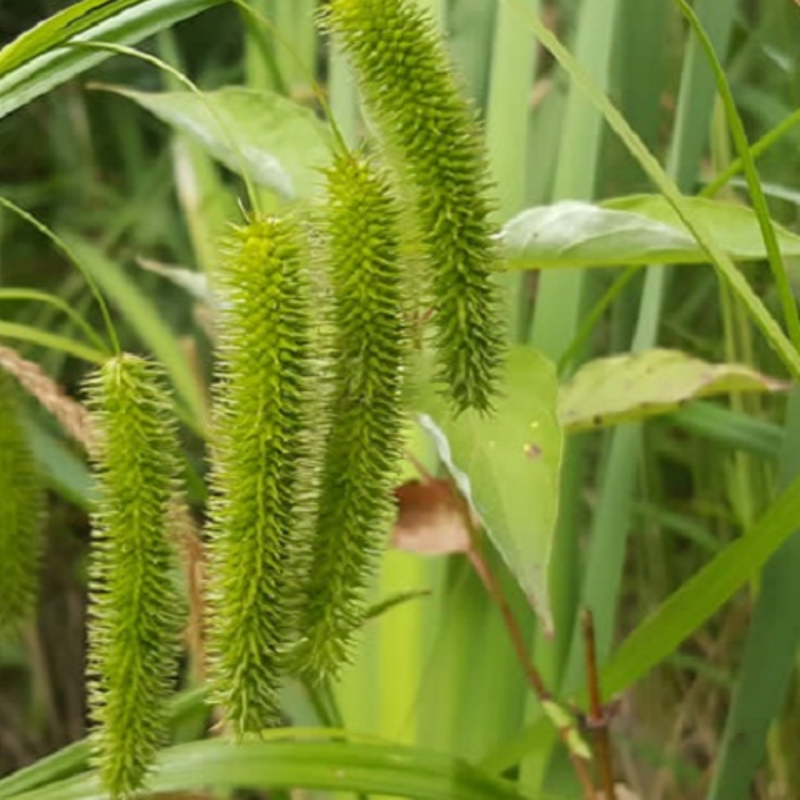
[206,216,311,733]
[293,152,406,681]
[0,371,43,637]
[85,355,183,798]
[324,0,504,414]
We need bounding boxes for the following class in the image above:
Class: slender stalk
[466,544,597,800]
[582,610,616,800]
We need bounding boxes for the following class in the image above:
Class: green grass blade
[574,48,739,677]
[702,107,800,198]
[0,0,224,121]
[0,322,106,364]
[522,0,622,790]
[328,43,360,147]
[9,738,529,800]
[486,0,538,222]
[0,288,108,353]
[156,29,233,275]
[25,420,92,509]
[707,390,800,800]
[60,234,205,428]
[674,0,800,350]
[0,196,119,354]
[0,0,151,76]
[0,688,208,798]
[486,0,539,342]
[664,402,784,461]
[598,467,800,700]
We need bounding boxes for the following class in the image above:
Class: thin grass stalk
[521,0,622,791]
[562,0,738,693]
[674,0,800,350]
[157,29,232,275]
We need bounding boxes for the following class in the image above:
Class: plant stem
[582,609,617,800]
[466,545,597,800]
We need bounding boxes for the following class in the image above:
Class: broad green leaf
[500,197,800,269]
[0,0,223,121]
[606,194,800,265]
[414,346,562,631]
[558,349,789,432]
[99,86,333,199]
[600,468,800,700]
[8,738,528,800]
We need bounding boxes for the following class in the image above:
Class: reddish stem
[582,608,617,800]
[467,546,597,800]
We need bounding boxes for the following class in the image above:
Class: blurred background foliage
[2,2,800,800]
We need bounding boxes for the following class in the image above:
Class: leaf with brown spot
[391,477,473,556]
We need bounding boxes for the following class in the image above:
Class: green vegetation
[1,2,799,799]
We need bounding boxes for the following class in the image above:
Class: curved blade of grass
[506,0,800,381]
[597,467,800,700]
[702,107,800,198]
[0,196,118,354]
[76,42,260,214]
[0,0,224,121]
[60,234,205,428]
[9,738,529,800]
[0,323,106,364]
[0,288,108,353]
[0,0,149,76]
[673,0,800,350]
[0,688,208,798]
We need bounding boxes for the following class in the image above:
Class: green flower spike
[294,153,406,681]
[206,216,311,733]
[324,0,504,413]
[0,371,43,637]
[85,354,183,798]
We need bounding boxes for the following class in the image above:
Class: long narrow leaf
[673,0,800,349]
[0,0,224,121]
[0,0,150,76]
[599,469,800,699]
[0,322,106,364]
[10,738,528,800]
[707,391,800,800]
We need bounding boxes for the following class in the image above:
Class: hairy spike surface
[324,0,504,413]
[206,216,311,733]
[85,354,183,799]
[0,371,43,637]
[293,153,406,681]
